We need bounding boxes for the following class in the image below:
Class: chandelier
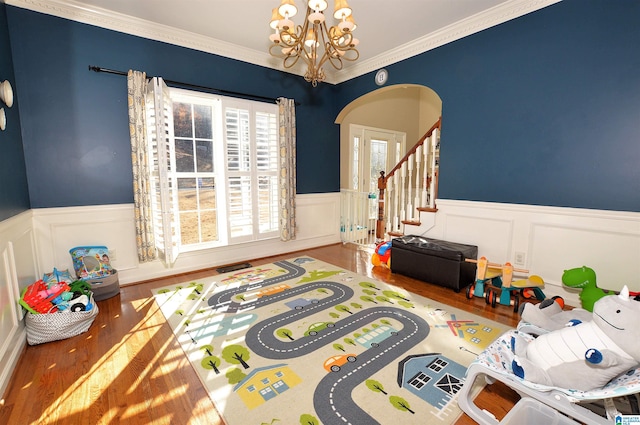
[269,0,360,86]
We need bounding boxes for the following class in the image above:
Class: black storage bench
[391,235,478,292]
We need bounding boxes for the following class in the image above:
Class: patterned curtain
[277,97,297,241]
[127,70,156,262]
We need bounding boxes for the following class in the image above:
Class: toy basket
[19,280,70,314]
[25,294,99,345]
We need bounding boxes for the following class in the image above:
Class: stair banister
[376,117,441,240]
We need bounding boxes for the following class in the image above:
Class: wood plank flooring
[0,243,521,424]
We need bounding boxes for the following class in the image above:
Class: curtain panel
[277,98,297,241]
[127,70,156,263]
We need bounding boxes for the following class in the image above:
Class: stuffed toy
[519,297,593,333]
[511,286,640,391]
[561,266,613,312]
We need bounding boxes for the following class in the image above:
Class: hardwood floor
[0,243,521,424]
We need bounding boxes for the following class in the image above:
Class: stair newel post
[376,171,387,240]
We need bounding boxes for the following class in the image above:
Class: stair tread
[417,207,438,213]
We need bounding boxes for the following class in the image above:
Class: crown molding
[332,0,562,84]
[5,0,275,69]
[7,0,561,85]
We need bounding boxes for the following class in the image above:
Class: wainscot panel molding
[31,193,342,286]
[406,199,640,307]
[0,210,38,398]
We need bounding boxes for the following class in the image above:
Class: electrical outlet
[108,249,117,262]
[514,251,525,266]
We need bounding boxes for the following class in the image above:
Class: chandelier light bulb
[269,32,281,43]
[333,0,352,20]
[308,0,328,12]
[308,11,325,24]
[346,15,357,31]
[278,0,298,19]
[270,7,284,29]
[304,28,318,47]
[338,19,353,33]
[278,18,295,31]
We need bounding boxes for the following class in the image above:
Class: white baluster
[393,173,399,232]
[384,176,392,236]
[429,129,439,209]
[422,139,429,206]
[414,145,422,216]
[400,162,407,222]
[406,154,413,221]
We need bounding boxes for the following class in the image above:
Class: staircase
[376,118,441,240]
[340,118,441,246]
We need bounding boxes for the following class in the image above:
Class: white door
[349,125,405,217]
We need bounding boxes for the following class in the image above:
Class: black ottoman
[391,235,478,292]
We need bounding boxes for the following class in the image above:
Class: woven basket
[25,295,99,345]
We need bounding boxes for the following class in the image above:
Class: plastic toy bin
[500,398,581,425]
[391,235,477,292]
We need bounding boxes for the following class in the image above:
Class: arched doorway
[336,85,443,244]
[336,84,442,191]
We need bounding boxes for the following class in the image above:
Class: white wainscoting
[31,192,342,285]
[406,199,640,307]
[0,210,38,397]
[3,195,639,398]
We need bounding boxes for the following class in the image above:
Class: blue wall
[0,4,30,221]
[6,6,339,209]
[3,0,640,216]
[336,0,640,211]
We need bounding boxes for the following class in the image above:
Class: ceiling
[8,0,559,83]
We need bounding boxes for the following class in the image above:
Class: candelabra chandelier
[269,0,360,86]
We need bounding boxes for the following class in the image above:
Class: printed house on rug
[436,314,503,350]
[398,354,467,408]
[233,363,302,409]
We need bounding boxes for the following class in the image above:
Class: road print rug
[152,256,511,425]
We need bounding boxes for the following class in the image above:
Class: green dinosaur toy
[561,266,613,312]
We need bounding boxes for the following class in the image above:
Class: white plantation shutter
[255,111,279,234]
[145,77,180,265]
[223,101,278,243]
[225,107,252,239]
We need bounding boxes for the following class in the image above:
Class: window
[145,78,279,264]
[428,358,448,373]
[408,372,431,390]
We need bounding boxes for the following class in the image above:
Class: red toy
[371,241,392,268]
[20,280,70,314]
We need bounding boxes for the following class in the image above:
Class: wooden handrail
[385,117,441,180]
[376,117,441,239]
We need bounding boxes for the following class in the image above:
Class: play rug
[152,256,511,425]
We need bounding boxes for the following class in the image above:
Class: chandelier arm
[283,53,303,69]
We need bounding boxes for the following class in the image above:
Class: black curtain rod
[88,65,291,105]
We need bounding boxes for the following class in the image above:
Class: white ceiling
[8,0,560,83]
